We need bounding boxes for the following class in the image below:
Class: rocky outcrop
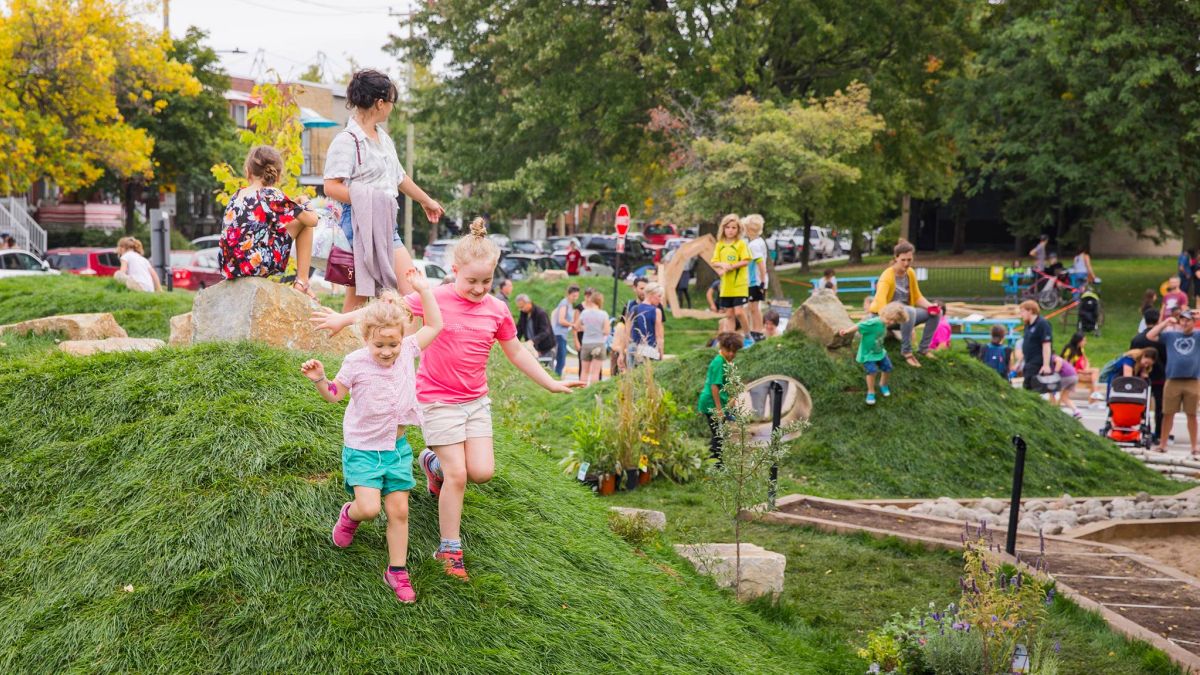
[0,313,128,341]
[191,278,359,353]
[58,338,164,356]
[789,289,855,349]
[674,543,786,601]
[168,312,193,347]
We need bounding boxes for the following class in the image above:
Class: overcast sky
[161,0,416,85]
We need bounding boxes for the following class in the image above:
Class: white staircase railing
[0,196,47,255]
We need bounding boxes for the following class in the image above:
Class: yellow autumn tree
[211,79,312,204]
[0,0,200,195]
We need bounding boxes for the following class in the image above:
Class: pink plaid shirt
[334,337,422,450]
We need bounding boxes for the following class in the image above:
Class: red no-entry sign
[615,204,630,236]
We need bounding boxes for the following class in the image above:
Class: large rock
[609,507,667,532]
[169,312,193,347]
[58,338,164,356]
[674,543,786,601]
[788,290,855,349]
[191,278,361,353]
[0,313,127,341]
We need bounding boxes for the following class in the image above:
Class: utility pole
[390,4,418,249]
[162,0,169,34]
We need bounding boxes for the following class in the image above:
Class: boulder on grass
[59,338,164,356]
[191,278,360,353]
[610,507,666,531]
[788,290,854,349]
[0,313,127,341]
[674,543,785,601]
[168,312,193,347]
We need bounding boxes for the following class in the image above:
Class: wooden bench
[947,317,1022,348]
[809,275,877,295]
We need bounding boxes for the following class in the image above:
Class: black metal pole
[611,247,621,318]
[768,380,784,511]
[1005,435,1027,556]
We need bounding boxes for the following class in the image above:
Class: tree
[670,83,885,271]
[116,27,240,235]
[0,0,200,195]
[954,0,1200,245]
[211,79,311,203]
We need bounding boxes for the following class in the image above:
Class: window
[170,253,195,267]
[231,103,248,128]
[424,264,445,280]
[99,252,120,267]
[4,252,43,270]
[48,253,87,269]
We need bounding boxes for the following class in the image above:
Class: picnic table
[809,275,877,295]
[947,316,1022,347]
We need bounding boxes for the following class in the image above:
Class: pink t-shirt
[930,315,952,350]
[334,337,422,450]
[406,284,517,404]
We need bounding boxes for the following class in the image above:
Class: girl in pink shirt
[301,270,442,603]
[313,219,582,580]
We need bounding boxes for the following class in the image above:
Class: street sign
[615,203,630,236]
[616,237,625,253]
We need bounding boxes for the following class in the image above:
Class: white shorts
[419,396,492,447]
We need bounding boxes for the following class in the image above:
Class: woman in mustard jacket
[869,240,937,367]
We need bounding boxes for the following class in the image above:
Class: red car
[44,247,121,276]
[641,222,680,246]
[171,249,225,290]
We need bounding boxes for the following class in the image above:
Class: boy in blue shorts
[839,302,909,405]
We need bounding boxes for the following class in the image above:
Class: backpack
[1097,356,1122,384]
[982,342,1011,378]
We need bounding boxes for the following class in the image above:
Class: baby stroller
[1100,376,1153,449]
[1077,288,1102,336]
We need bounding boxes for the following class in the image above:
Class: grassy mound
[0,343,827,672]
[0,275,193,339]
[519,332,1177,499]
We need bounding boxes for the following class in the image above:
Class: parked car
[412,258,448,283]
[45,247,121,276]
[549,249,615,278]
[191,234,222,250]
[641,222,680,246]
[573,234,651,269]
[809,227,839,259]
[170,249,224,290]
[487,233,512,253]
[545,235,575,252]
[660,237,694,263]
[498,253,563,281]
[0,249,58,278]
[423,239,455,268]
[766,228,802,262]
[510,239,544,254]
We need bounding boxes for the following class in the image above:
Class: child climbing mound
[839,302,909,405]
[300,270,442,603]
[311,218,583,582]
[698,331,745,465]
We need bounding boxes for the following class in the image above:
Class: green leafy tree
[671,83,884,271]
[211,78,310,203]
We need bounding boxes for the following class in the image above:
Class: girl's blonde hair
[588,291,604,308]
[357,289,413,339]
[117,236,144,255]
[880,301,908,326]
[644,283,664,298]
[244,145,284,185]
[453,217,501,267]
[717,213,743,242]
[741,214,764,238]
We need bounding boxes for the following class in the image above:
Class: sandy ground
[1105,534,1200,578]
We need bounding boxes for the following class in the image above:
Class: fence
[0,197,47,255]
[915,266,1005,301]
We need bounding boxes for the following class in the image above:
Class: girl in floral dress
[218,145,318,296]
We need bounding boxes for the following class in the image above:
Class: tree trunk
[899,194,912,242]
[586,199,600,231]
[951,194,967,255]
[800,210,813,273]
[849,227,863,264]
[123,179,137,234]
[1185,189,1200,252]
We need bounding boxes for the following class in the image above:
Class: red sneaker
[331,502,359,548]
[419,449,443,497]
[384,568,416,603]
[435,549,469,580]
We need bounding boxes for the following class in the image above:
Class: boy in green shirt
[839,302,908,406]
[698,332,745,464]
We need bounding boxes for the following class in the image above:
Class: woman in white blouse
[324,69,444,310]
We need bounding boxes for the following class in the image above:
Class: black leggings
[678,287,691,309]
[1151,383,1164,440]
[705,413,726,465]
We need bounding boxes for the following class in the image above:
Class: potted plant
[561,397,620,496]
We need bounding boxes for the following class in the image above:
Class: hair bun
[469,217,488,238]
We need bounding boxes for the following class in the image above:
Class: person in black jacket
[515,294,555,358]
[1131,308,1167,443]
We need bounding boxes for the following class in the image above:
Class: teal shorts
[342,437,415,496]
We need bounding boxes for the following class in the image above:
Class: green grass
[0,342,845,673]
[0,275,194,340]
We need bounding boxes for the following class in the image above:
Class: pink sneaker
[419,449,443,497]
[331,502,359,548]
[384,568,416,603]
